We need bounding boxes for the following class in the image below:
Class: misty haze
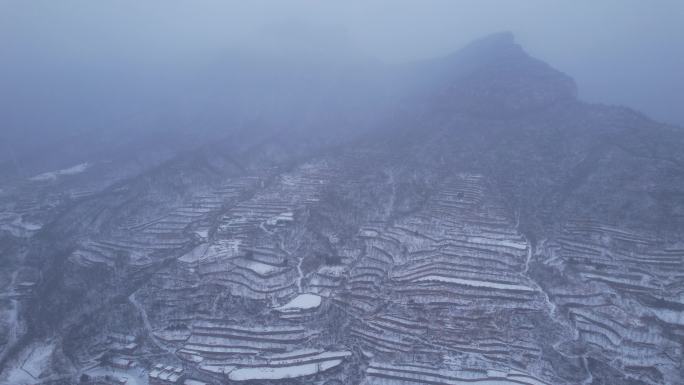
[1,2,683,385]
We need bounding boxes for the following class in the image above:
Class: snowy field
[29,162,90,181]
[275,293,322,311]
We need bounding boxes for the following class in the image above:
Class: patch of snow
[229,360,343,381]
[0,299,19,358]
[2,365,35,385]
[466,236,528,250]
[12,216,42,231]
[275,293,322,311]
[21,342,55,378]
[266,348,322,359]
[154,329,192,342]
[359,229,380,237]
[266,212,294,226]
[0,214,42,237]
[368,363,550,385]
[0,342,56,384]
[414,275,536,292]
[651,308,684,326]
[20,222,42,231]
[236,259,280,276]
[227,351,350,381]
[179,244,210,263]
[84,366,149,385]
[199,364,236,375]
[29,162,90,181]
[185,379,210,385]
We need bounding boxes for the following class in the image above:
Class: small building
[110,357,135,370]
[110,341,138,354]
[108,333,138,354]
[149,364,185,385]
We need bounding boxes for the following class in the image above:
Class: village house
[149,364,185,385]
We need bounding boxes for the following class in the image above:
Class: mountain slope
[1,33,683,385]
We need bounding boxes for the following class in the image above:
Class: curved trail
[296,256,305,292]
[129,292,176,355]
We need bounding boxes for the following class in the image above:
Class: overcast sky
[2,0,683,125]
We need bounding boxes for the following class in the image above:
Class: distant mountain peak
[459,31,517,55]
[429,32,578,118]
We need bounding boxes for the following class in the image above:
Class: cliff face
[1,34,683,385]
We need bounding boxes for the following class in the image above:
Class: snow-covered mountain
[1,33,683,385]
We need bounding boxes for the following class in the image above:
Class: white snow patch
[368,363,550,385]
[275,293,322,311]
[414,275,536,292]
[227,350,351,381]
[466,236,528,250]
[229,360,343,381]
[185,379,210,385]
[651,308,684,326]
[199,364,236,375]
[0,215,42,237]
[83,366,149,385]
[236,259,280,275]
[266,212,294,226]
[19,222,42,231]
[2,366,34,385]
[179,244,210,263]
[30,162,90,181]
[2,342,57,384]
[22,343,55,378]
